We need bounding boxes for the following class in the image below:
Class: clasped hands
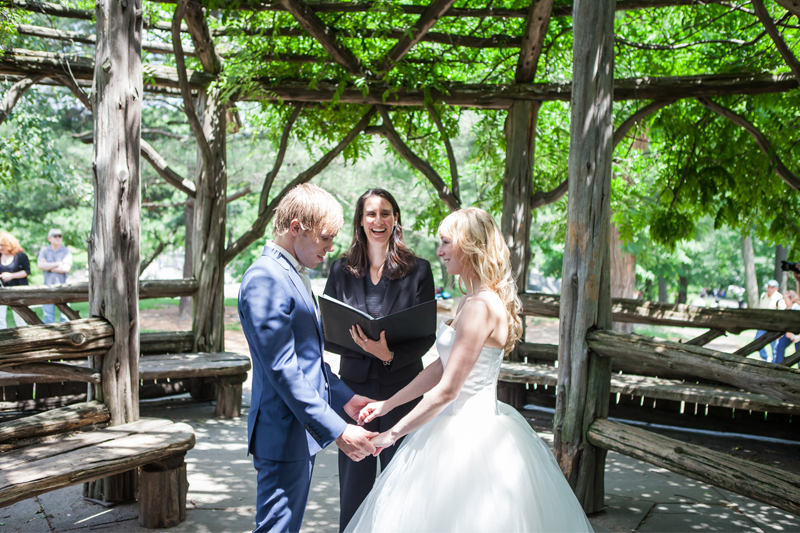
[335,394,396,461]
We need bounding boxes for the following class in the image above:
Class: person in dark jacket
[0,231,31,329]
[324,189,435,531]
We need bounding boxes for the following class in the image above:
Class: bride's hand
[369,431,396,456]
[358,400,393,425]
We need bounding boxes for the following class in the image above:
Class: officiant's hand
[358,400,393,425]
[336,425,378,462]
[343,394,373,421]
[350,325,393,363]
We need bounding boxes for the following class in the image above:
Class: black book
[319,294,437,356]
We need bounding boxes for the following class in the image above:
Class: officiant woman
[323,188,435,531]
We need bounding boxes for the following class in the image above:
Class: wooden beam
[379,0,458,74]
[519,292,800,334]
[181,2,222,74]
[14,24,198,57]
[587,418,800,516]
[0,318,114,357]
[140,331,194,355]
[0,401,109,443]
[9,305,42,325]
[2,50,797,107]
[0,362,101,384]
[733,330,784,357]
[275,0,365,76]
[0,279,198,306]
[55,303,80,321]
[515,0,553,84]
[684,328,725,346]
[143,0,730,19]
[613,99,676,148]
[782,351,800,368]
[501,361,800,415]
[0,75,42,126]
[585,329,800,405]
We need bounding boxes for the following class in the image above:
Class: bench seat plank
[0,419,195,508]
[500,362,800,415]
[138,353,251,380]
[0,418,176,471]
[0,352,251,386]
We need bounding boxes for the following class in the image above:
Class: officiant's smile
[361,196,397,246]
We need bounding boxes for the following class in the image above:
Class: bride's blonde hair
[439,207,523,352]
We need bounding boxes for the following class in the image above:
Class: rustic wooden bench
[499,361,800,415]
[0,351,251,418]
[0,401,195,528]
[140,352,251,418]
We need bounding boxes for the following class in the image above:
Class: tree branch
[774,0,800,20]
[379,0,458,75]
[752,0,800,82]
[376,105,460,212]
[0,75,42,125]
[425,103,460,203]
[275,0,365,76]
[260,106,303,215]
[172,0,212,167]
[54,73,92,111]
[515,0,554,84]
[181,1,222,74]
[223,107,376,264]
[615,33,766,50]
[139,239,168,276]
[530,178,568,209]
[613,99,676,148]
[140,139,197,197]
[697,96,800,192]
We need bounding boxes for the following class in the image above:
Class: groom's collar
[268,242,304,274]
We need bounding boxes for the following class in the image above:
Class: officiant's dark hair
[343,189,417,280]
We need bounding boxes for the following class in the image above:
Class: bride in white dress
[345,207,593,533]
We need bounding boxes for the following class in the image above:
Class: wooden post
[86,0,142,501]
[138,454,189,529]
[214,373,246,418]
[553,0,615,514]
[498,101,537,409]
[191,89,227,355]
[498,0,553,409]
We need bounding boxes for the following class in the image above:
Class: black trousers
[338,375,420,532]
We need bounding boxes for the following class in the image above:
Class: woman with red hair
[0,231,31,329]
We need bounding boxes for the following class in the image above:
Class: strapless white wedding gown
[345,322,593,532]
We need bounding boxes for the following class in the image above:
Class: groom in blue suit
[239,184,377,533]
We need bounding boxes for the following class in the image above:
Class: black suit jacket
[323,257,436,385]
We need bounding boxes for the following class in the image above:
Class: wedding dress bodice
[436,321,505,416]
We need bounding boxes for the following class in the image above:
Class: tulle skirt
[345,402,593,532]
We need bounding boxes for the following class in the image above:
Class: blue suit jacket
[239,245,354,461]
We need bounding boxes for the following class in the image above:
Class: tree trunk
[554,0,615,514]
[498,100,538,409]
[609,220,635,332]
[87,0,142,501]
[644,279,652,301]
[677,274,688,304]
[658,275,668,302]
[743,235,758,309]
[179,200,194,321]
[775,244,788,294]
[191,89,227,353]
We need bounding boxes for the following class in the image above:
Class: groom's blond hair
[273,184,344,237]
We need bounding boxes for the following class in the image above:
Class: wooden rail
[0,318,114,366]
[0,278,198,306]
[521,292,800,333]
[587,418,800,516]
[586,330,800,405]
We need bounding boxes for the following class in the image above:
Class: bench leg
[138,453,188,529]
[214,374,246,419]
[190,377,217,401]
[83,470,137,503]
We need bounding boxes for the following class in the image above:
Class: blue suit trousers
[253,454,316,533]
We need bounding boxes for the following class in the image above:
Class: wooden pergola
[2,0,800,516]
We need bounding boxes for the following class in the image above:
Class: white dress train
[345,322,594,533]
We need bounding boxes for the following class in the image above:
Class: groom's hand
[336,425,378,462]
[343,394,373,422]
